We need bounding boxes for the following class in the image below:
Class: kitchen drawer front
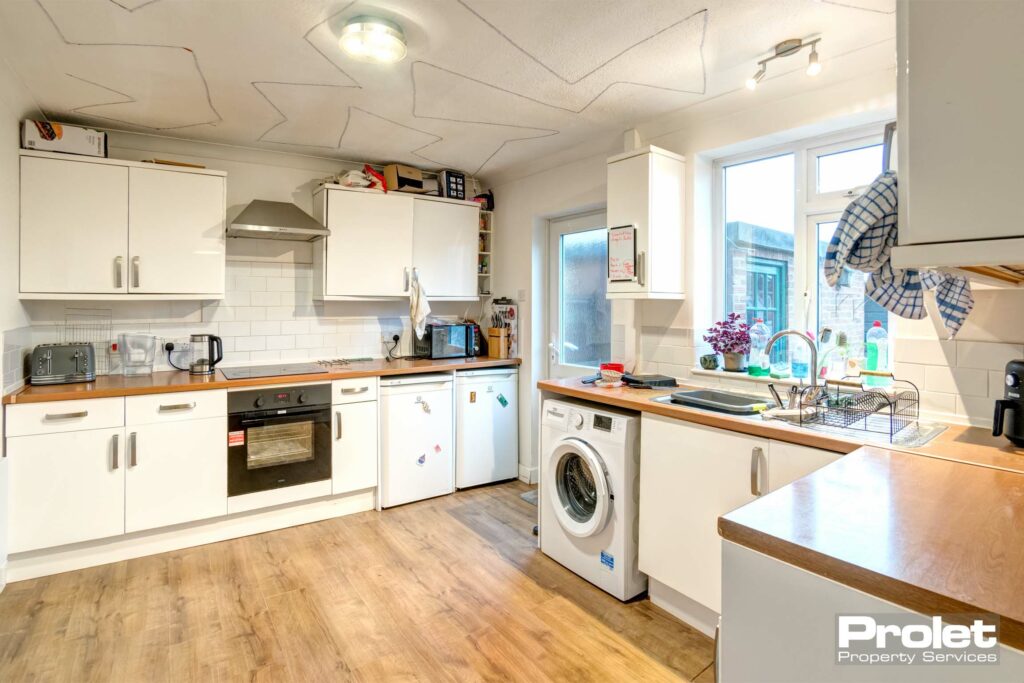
[126,389,227,425]
[332,377,378,404]
[6,397,125,437]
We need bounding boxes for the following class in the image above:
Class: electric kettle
[189,334,223,376]
[993,359,1024,447]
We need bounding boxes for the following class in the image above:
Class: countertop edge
[4,358,521,404]
[717,517,1024,651]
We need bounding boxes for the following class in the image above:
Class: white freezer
[379,374,454,508]
[456,368,519,488]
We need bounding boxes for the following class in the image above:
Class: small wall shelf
[478,210,493,296]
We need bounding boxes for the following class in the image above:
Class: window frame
[712,125,886,342]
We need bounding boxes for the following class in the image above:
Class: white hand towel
[410,268,431,339]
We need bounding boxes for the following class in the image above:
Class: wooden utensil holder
[487,327,509,359]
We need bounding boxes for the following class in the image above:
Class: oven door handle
[238,406,330,424]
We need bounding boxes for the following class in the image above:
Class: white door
[638,415,767,613]
[547,211,611,378]
[767,440,841,492]
[124,417,227,533]
[20,156,129,294]
[8,428,125,552]
[455,373,518,488]
[413,199,479,299]
[332,400,378,495]
[380,381,453,507]
[325,189,413,297]
[128,167,225,295]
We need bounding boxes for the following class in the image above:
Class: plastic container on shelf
[747,318,771,377]
[865,320,889,386]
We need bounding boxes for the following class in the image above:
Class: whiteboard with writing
[608,225,636,281]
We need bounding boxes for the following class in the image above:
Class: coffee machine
[189,334,223,376]
[993,360,1024,446]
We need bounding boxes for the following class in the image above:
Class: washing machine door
[547,438,611,538]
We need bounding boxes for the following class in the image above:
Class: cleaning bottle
[791,331,814,380]
[748,318,771,377]
[865,321,889,386]
[828,331,849,379]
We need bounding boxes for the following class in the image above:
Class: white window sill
[689,367,819,387]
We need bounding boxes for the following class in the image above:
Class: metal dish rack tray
[797,376,920,442]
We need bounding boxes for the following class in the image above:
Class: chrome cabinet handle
[403,267,410,292]
[750,446,765,496]
[131,256,140,288]
[335,411,342,440]
[340,387,369,395]
[112,433,119,470]
[44,410,88,420]
[159,402,196,412]
[129,431,138,467]
[115,256,124,288]
[637,251,646,287]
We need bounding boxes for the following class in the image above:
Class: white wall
[491,151,612,479]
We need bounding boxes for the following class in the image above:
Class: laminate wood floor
[0,481,714,682]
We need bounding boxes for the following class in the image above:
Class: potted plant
[703,313,751,372]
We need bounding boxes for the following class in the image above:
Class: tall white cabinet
[606,146,685,299]
[19,151,226,299]
[313,185,480,301]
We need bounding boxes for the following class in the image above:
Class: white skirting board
[648,577,719,637]
[6,488,376,583]
[518,464,537,484]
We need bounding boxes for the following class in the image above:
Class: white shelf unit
[479,210,493,296]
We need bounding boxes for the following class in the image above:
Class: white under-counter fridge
[379,373,454,508]
[455,368,519,488]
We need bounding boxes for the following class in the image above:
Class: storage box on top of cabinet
[606,145,685,300]
[311,184,480,301]
[19,151,226,300]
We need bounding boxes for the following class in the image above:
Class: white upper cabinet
[20,155,129,294]
[606,146,685,299]
[316,187,414,298]
[314,185,480,300]
[897,0,1024,246]
[128,167,225,295]
[412,197,479,300]
[19,151,226,299]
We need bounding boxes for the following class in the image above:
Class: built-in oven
[227,383,332,497]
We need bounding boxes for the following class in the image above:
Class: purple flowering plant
[703,312,751,355]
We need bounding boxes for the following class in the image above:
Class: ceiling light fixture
[339,16,407,64]
[745,36,822,91]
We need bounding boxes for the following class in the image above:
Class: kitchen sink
[651,390,768,415]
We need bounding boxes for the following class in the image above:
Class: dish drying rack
[795,371,920,443]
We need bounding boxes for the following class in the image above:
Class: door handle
[129,431,138,467]
[115,256,124,289]
[335,411,343,440]
[340,386,369,395]
[403,267,410,292]
[750,446,765,496]
[44,410,88,420]
[159,402,196,412]
[112,433,119,470]
[637,251,646,287]
[131,256,140,288]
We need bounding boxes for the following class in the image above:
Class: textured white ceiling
[0,0,894,178]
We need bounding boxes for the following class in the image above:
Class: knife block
[487,327,509,359]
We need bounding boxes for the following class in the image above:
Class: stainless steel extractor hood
[227,200,330,241]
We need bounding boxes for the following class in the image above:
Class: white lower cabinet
[124,417,227,533]
[638,415,841,614]
[332,399,378,495]
[8,427,125,553]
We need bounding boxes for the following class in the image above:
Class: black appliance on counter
[227,383,332,496]
[413,323,476,359]
[994,360,1024,447]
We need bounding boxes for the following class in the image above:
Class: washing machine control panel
[593,414,613,432]
[570,411,585,429]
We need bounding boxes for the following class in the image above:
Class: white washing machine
[540,398,646,601]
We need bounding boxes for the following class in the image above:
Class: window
[714,128,890,366]
[548,212,611,377]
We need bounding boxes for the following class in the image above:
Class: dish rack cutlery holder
[796,375,920,442]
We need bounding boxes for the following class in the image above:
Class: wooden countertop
[719,448,1024,650]
[540,377,1024,646]
[4,357,520,404]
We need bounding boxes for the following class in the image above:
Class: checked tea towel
[823,171,973,337]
